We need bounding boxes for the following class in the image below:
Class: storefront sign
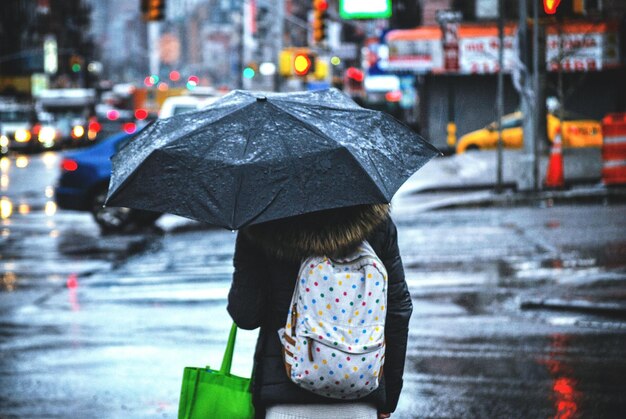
[383,21,620,75]
[546,22,620,72]
[458,25,516,74]
[384,27,443,73]
[43,35,57,75]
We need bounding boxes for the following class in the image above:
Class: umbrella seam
[230,102,263,228]
[338,146,390,203]
[266,101,349,148]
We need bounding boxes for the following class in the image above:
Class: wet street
[1,152,626,418]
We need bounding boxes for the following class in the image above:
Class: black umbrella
[105,88,440,230]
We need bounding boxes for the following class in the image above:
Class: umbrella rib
[230,102,265,228]
[166,101,255,149]
[342,147,389,203]
[272,103,376,148]
[266,102,341,147]
[237,186,284,229]
[366,152,392,200]
[269,104,391,199]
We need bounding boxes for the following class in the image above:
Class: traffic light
[312,0,328,44]
[294,53,313,76]
[141,0,165,21]
[543,0,561,14]
[257,6,271,38]
[243,62,258,79]
[70,55,82,73]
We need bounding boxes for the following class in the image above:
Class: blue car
[55,132,161,232]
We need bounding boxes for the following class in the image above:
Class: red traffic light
[313,0,328,11]
[294,54,312,76]
[543,0,561,14]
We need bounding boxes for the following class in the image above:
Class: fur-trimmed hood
[241,204,390,261]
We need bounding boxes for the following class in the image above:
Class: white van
[158,96,204,119]
[159,93,222,119]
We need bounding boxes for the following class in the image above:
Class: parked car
[55,132,161,232]
[456,111,602,153]
[158,94,221,119]
[35,88,101,148]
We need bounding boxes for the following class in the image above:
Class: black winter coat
[227,205,411,416]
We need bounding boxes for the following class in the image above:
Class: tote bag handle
[220,322,238,375]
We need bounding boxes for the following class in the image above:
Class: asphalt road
[1,152,626,418]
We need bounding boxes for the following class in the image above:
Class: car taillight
[88,121,101,133]
[135,108,148,120]
[107,110,120,121]
[32,124,42,135]
[61,159,78,172]
[385,90,402,103]
[123,122,137,134]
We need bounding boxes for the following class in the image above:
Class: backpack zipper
[307,337,314,362]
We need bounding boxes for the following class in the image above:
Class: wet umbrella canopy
[105,88,440,230]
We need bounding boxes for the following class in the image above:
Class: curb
[520,298,626,319]
[409,184,626,211]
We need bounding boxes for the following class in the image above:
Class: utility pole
[148,22,160,78]
[516,0,537,192]
[496,0,504,193]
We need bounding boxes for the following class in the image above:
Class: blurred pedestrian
[228,203,412,419]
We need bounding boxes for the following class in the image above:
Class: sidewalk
[392,149,626,211]
[391,149,626,320]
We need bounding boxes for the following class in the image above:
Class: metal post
[532,0,541,191]
[496,0,504,193]
[516,0,536,192]
[274,0,284,92]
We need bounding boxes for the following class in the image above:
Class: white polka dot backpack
[278,241,387,399]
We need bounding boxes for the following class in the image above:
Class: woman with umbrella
[228,203,410,419]
[105,89,439,418]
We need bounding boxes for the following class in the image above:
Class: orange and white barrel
[601,113,626,186]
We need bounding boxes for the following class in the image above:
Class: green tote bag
[178,323,254,419]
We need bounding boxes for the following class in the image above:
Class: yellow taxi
[456,111,602,153]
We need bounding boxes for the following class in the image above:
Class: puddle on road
[404,330,626,418]
[57,230,158,259]
[407,238,626,330]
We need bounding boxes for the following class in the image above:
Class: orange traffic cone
[545,127,564,188]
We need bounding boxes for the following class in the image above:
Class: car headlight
[72,125,85,139]
[14,129,31,143]
[0,135,8,148]
[38,126,56,143]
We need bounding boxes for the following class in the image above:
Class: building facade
[381,0,626,149]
